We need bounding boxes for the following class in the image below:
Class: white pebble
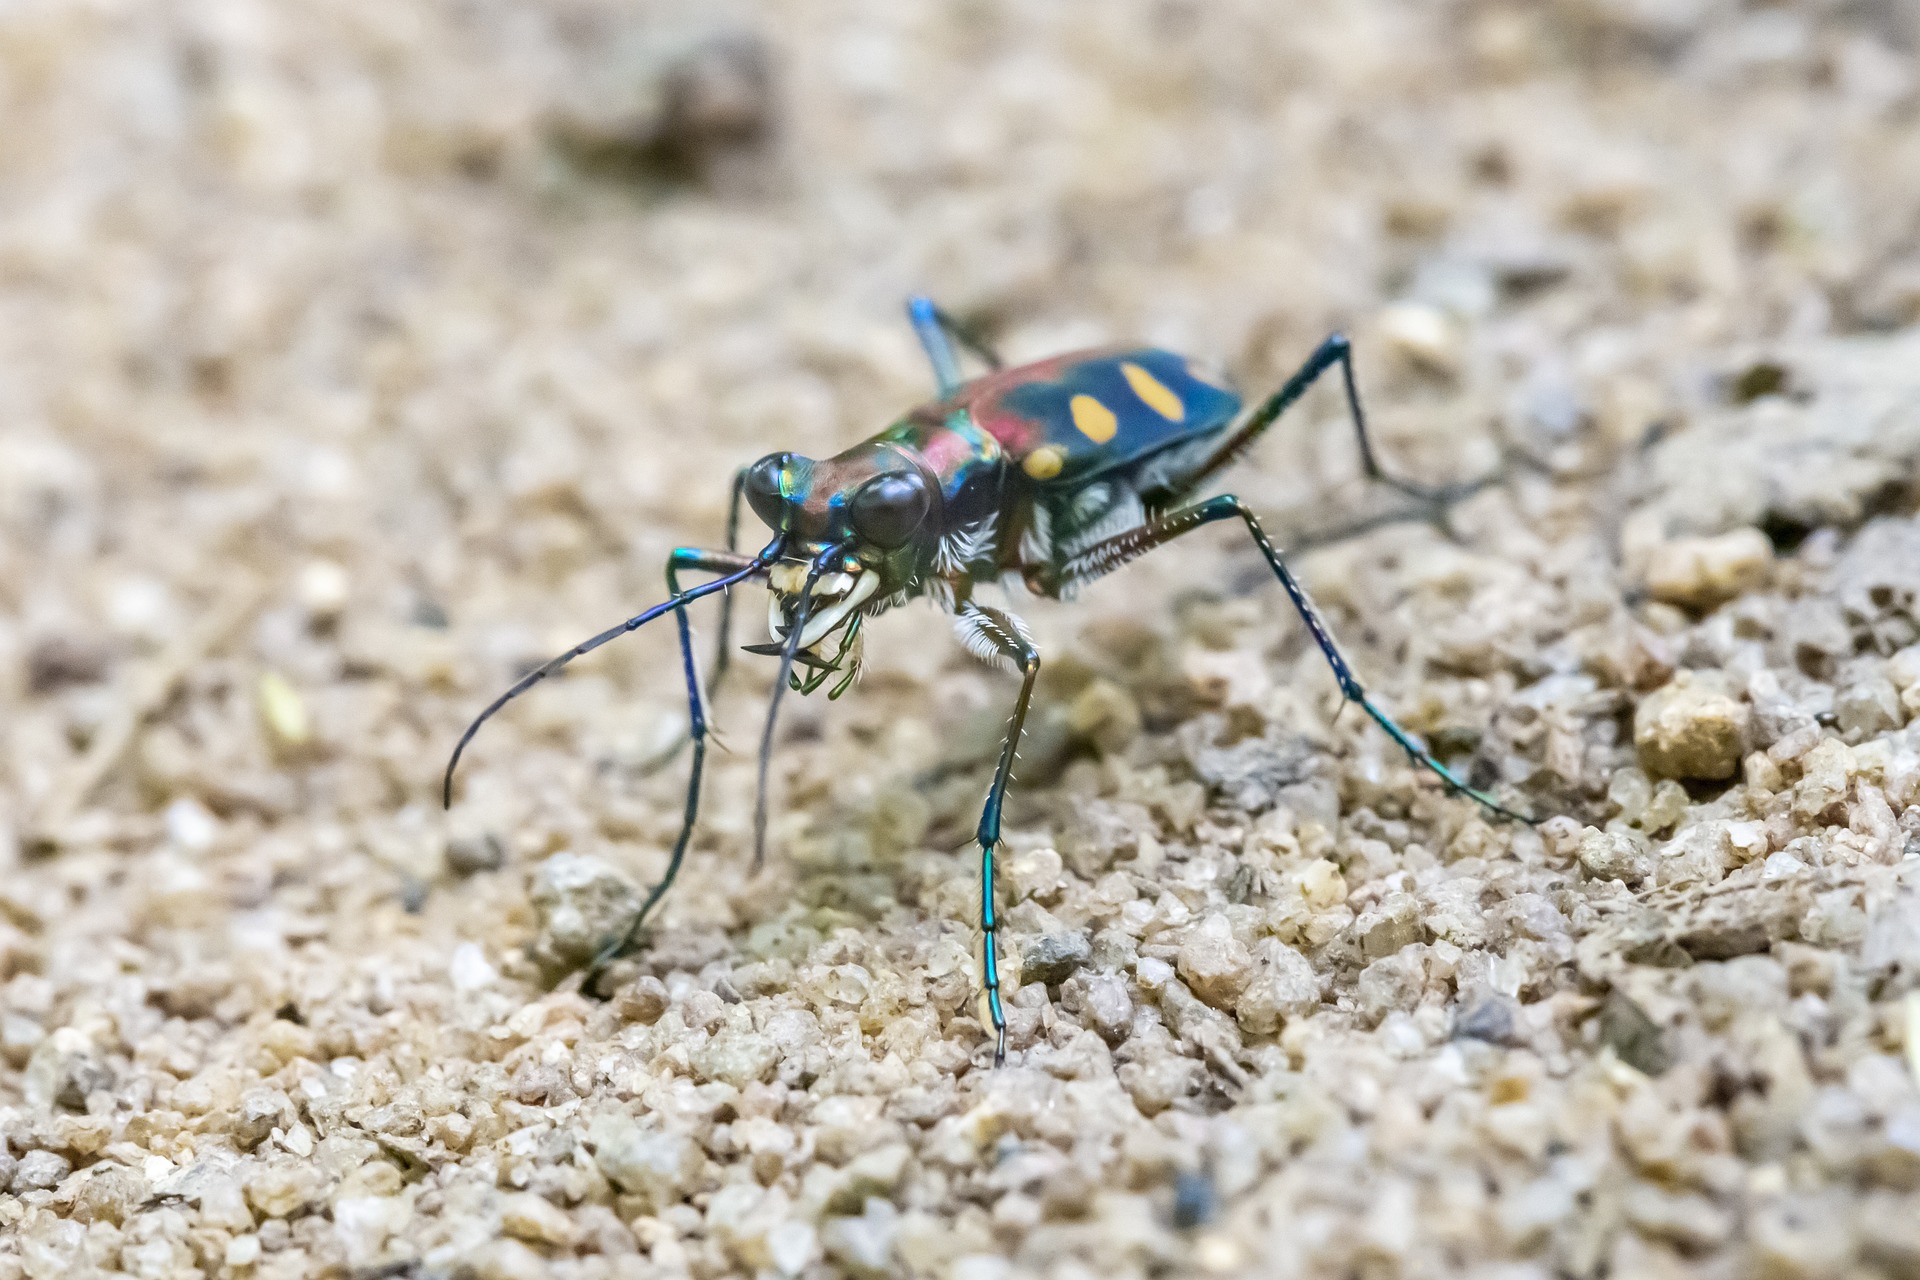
[449,943,498,992]
[164,797,220,852]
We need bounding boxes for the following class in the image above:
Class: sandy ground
[4,1,1920,1276]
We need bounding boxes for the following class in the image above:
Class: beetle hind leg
[1161,333,1506,517]
[1034,496,1532,823]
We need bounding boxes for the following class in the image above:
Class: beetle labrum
[445,297,1530,1065]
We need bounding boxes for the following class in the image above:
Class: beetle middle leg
[585,545,765,991]
[951,602,1041,1067]
[1034,496,1532,823]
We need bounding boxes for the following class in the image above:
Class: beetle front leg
[636,529,762,782]
[953,603,1041,1067]
[585,545,764,992]
[708,469,758,695]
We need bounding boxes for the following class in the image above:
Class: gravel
[3,0,1920,1277]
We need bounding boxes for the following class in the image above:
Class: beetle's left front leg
[953,603,1041,1068]
[585,546,763,992]
[709,469,752,694]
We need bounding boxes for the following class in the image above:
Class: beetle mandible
[445,296,1532,1066]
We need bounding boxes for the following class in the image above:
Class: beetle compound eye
[849,472,930,549]
[743,453,796,531]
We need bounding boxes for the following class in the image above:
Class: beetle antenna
[444,543,780,809]
[754,541,846,868]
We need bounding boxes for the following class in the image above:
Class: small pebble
[1643,528,1772,610]
[1171,1168,1219,1229]
[24,1027,112,1111]
[449,942,499,992]
[822,1198,898,1278]
[500,1191,577,1246]
[296,558,351,621]
[1020,931,1092,986]
[1234,939,1320,1034]
[1579,826,1655,884]
[529,853,640,974]
[1453,996,1522,1046]
[1177,914,1253,1007]
[590,1115,704,1212]
[256,670,312,751]
[1378,301,1464,375]
[163,796,220,852]
[446,833,507,876]
[1836,675,1903,738]
[1599,989,1673,1076]
[614,974,671,1024]
[1634,673,1751,780]
[1061,971,1135,1044]
[10,1149,71,1193]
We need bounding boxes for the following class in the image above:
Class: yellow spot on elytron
[1121,362,1185,421]
[1023,445,1065,480]
[1069,394,1119,443]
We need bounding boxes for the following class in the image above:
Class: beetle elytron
[445,296,1529,1065]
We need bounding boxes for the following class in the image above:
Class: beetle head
[743,445,943,667]
[742,447,940,565]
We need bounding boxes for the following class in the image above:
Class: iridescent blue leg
[907,295,1003,395]
[636,475,751,782]
[908,296,964,394]
[585,547,764,989]
[956,604,1041,1067]
[1047,497,1532,823]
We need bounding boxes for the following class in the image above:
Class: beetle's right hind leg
[1036,496,1533,824]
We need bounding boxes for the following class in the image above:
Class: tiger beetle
[445,296,1532,1066]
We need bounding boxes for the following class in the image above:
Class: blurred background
[2,0,1919,1275]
